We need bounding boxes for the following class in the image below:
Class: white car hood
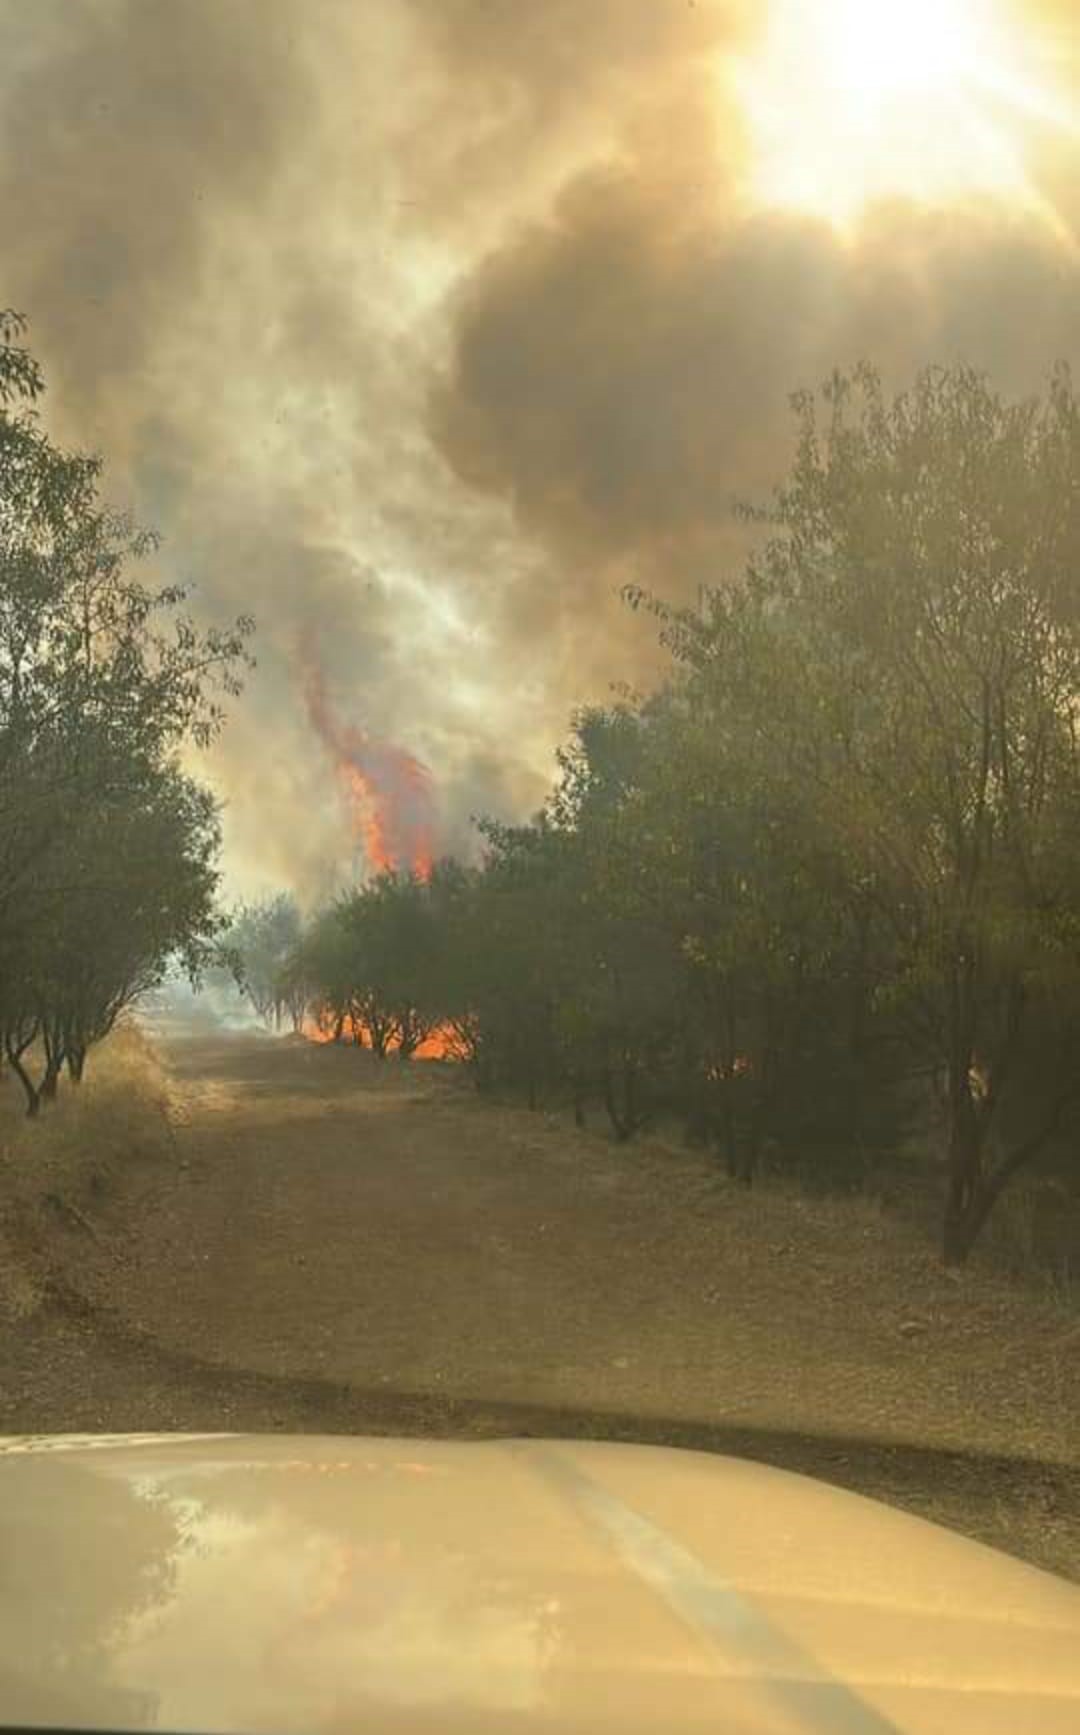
[0,1432,1078,1734]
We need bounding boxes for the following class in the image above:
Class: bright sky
[735,0,1076,229]
[4,0,1079,901]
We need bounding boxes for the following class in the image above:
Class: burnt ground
[1,1023,1078,1580]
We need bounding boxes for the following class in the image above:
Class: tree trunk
[623,1058,641,1138]
[943,1178,997,1265]
[725,1124,755,1185]
[40,1022,66,1103]
[741,1076,769,1187]
[721,1080,738,1178]
[682,1049,713,1148]
[6,1048,40,1118]
[683,1110,707,1149]
[602,1058,641,1142]
[602,1068,626,1140]
[67,1047,86,1084]
[943,1058,984,1265]
[942,1069,1078,1264]
[742,1113,762,1186]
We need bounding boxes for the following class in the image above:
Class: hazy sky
[2,0,1078,899]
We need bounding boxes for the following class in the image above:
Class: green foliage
[0,315,253,1112]
[646,362,1080,1249]
[290,362,1080,1264]
[291,871,445,1056]
[222,894,306,1027]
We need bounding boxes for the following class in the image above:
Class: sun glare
[826,0,979,104]
[735,0,1072,228]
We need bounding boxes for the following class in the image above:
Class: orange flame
[303,1016,457,1059]
[413,1023,457,1059]
[302,652,436,879]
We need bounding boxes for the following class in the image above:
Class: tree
[1,762,222,1113]
[286,903,354,1041]
[334,872,442,1058]
[291,872,449,1058]
[543,708,684,1139]
[0,312,253,1108]
[224,894,306,1027]
[656,363,1080,1258]
[423,858,485,1063]
[0,320,250,921]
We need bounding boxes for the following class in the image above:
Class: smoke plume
[1,0,1077,898]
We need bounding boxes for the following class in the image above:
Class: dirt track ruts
[2,1026,1078,1581]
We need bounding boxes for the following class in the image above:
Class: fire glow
[302,654,436,880]
[303,1014,457,1060]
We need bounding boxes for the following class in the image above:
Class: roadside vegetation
[0,312,252,1115]
[1,1030,1076,1581]
[2,312,1077,1575]
[238,365,1080,1268]
[5,304,1080,1274]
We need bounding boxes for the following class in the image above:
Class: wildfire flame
[302,652,436,880]
[303,1014,457,1059]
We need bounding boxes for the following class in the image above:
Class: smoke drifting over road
[1,0,1078,895]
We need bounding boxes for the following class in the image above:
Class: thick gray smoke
[1,0,1077,898]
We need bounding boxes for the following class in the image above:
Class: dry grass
[1,1025,1078,1580]
[979,1178,1078,1306]
[0,1021,175,1322]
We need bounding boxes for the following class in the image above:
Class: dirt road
[2,1027,1078,1579]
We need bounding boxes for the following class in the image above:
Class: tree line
[0,313,252,1114]
[6,306,1079,1265]
[233,364,1080,1264]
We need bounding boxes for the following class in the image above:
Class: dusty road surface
[2,1025,1078,1579]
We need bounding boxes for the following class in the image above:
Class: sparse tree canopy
[223,893,306,1028]
[286,362,1080,1264]
[12,313,1078,1273]
[638,362,1080,1257]
[291,872,444,1057]
[0,313,253,1111]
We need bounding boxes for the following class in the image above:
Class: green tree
[335,872,441,1058]
[292,872,447,1058]
[225,893,306,1027]
[2,763,222,1113]
[658,363,1080,1258]
[0,313,253,1108]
